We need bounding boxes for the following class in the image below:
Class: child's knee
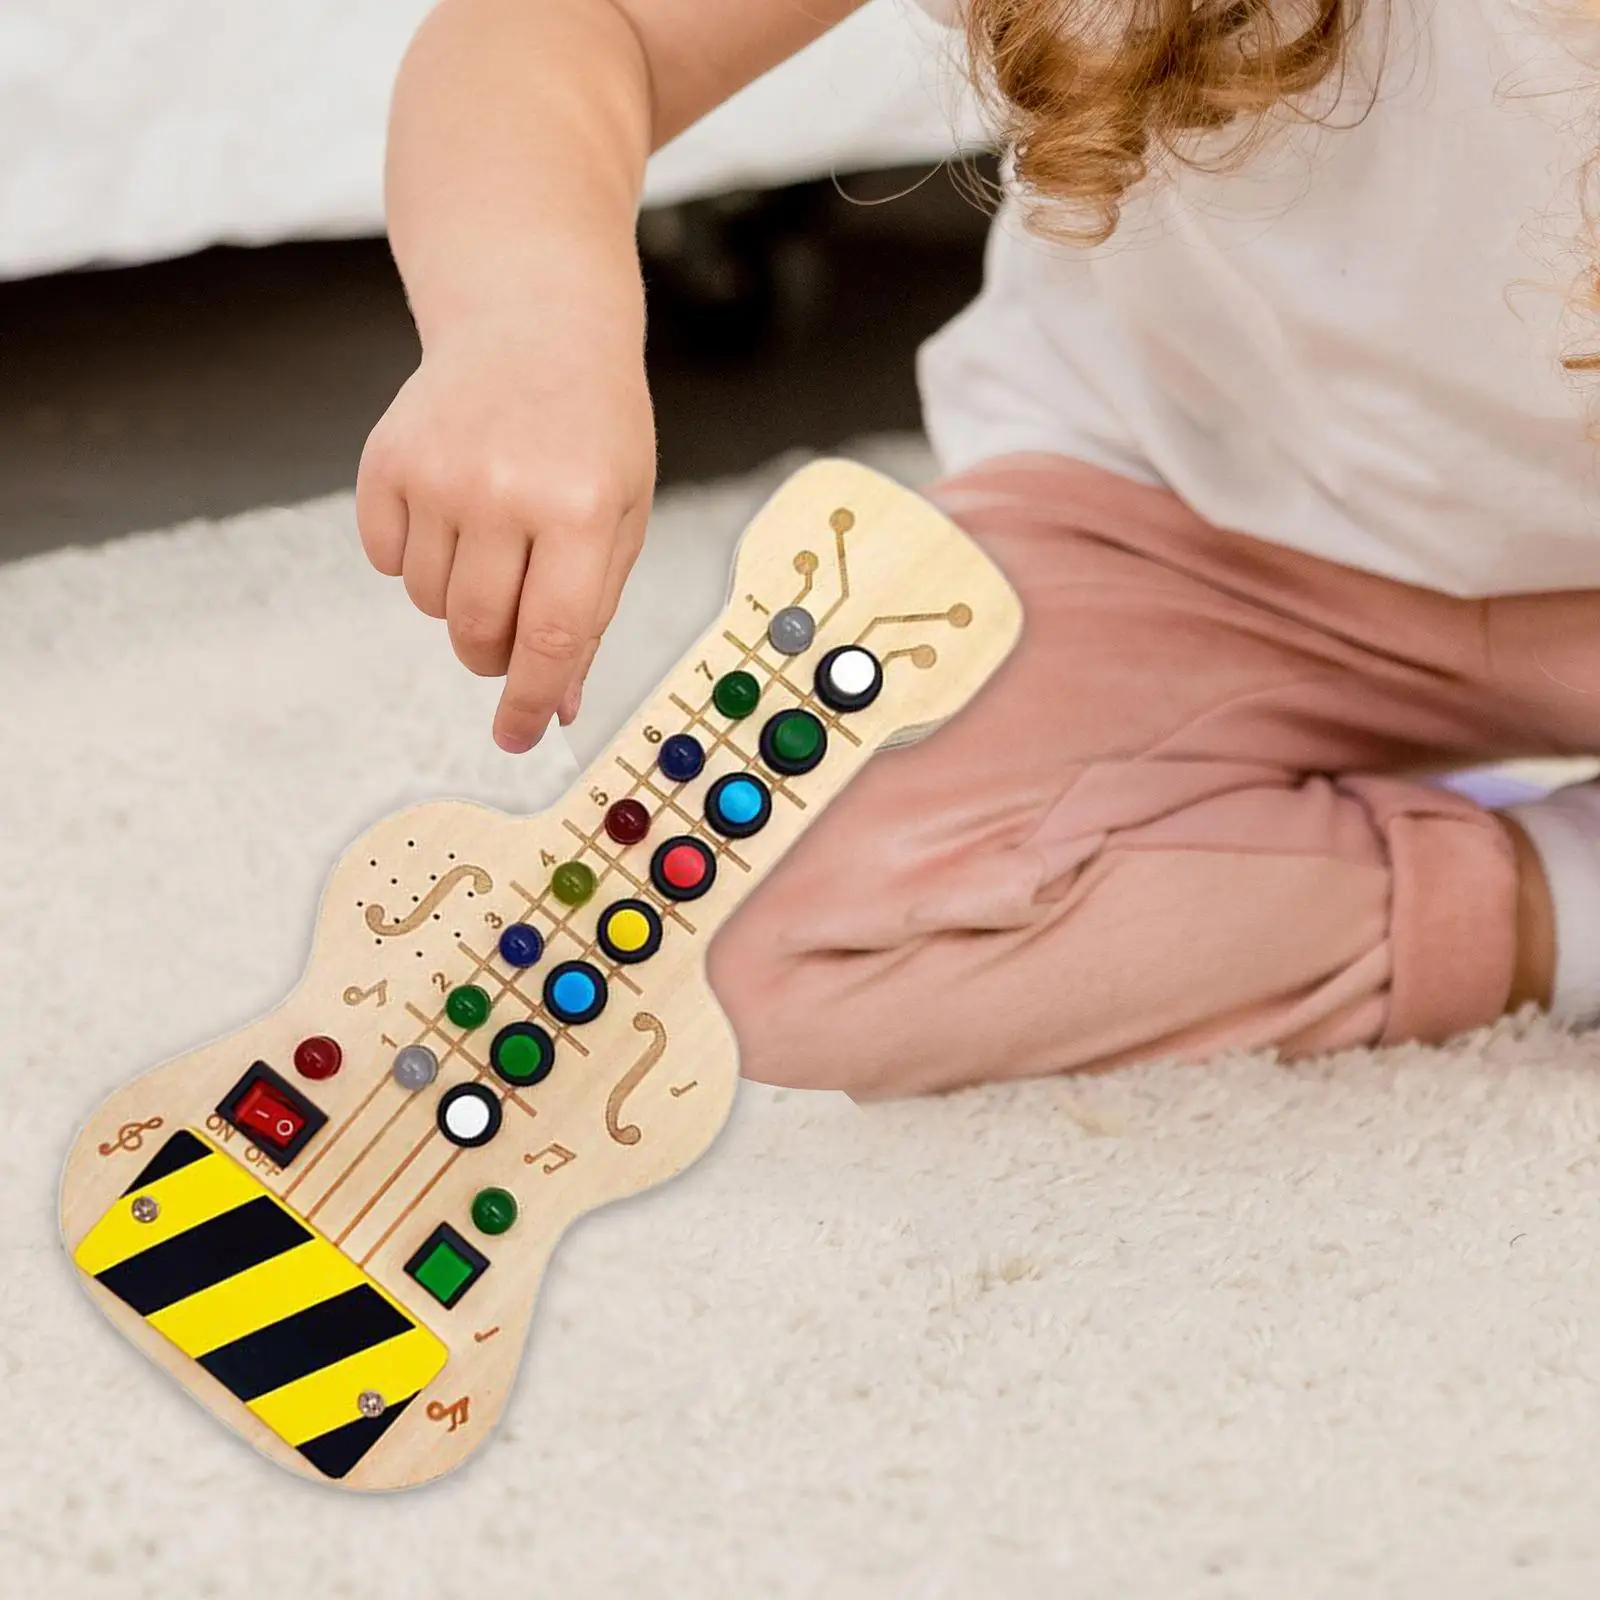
[706,920,914,1099]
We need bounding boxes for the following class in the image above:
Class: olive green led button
[550,860,596,907]
[445,984,491,1029]
[471,1187,518,1236]
[712,670,761,719]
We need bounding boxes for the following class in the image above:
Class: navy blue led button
[543,960,608,1025]
[705,773,772,839]
[658,733,705,783]
[497,922,544,968]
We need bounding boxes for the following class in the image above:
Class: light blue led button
[543,960,608,1025]
[705,773,772,840]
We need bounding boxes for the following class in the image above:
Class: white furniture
[0,0,984,281]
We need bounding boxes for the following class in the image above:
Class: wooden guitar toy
[59,459,1022,1491]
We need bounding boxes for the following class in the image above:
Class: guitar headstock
[726,459,1020,750]
[59,460,1022,1490]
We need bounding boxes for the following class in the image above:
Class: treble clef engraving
[98,1117,164,1157]
[365,864,492,938]
[605,1013,668,1146]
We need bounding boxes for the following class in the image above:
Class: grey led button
[767,606,816,656]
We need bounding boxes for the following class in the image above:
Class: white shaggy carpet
[6,445,1600,1599]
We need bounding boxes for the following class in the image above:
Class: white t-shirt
[913,0,1600,595]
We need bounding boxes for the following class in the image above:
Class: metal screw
[357,1390,387,1419]
[131,1196,159,1223]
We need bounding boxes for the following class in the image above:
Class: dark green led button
[759,709,827,777]
[712,670,761,720]
[445,984,491,1029]
[551,860,596,907]
[404,1222,490,1309]
[471,1187,518,1236]
[490,1020,555,1087]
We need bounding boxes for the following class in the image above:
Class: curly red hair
[961,0,1372,244]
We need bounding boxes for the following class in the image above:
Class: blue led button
[543,960,608,1025]
[705,773,772,840]
[658,733,705,784]
[497,922,544,968]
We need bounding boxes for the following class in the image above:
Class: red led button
[661,844,705,889]
[234,1082,307,1149]
[292,1035,342,1080]
[604,798,651,845]
[650,836,716,902]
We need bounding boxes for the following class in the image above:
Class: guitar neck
[550,473,1012,949]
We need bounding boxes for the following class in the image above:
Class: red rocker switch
[234,1082,306,1150]
[215,1062,328,1166]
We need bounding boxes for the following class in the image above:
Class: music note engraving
[605,1013,668,1146]
[526,1144,576,1174]
[669,1082,698,1098]
[365,864,492,938]
[98,1117,164,1157]
[343,980,389,1008]
[426,1397,471,1433]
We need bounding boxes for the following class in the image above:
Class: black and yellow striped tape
[74,1128,448,1480]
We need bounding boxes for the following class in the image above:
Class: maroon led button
[292,1035,343,1080]
[604,797,651,845]
[650,836,716,902]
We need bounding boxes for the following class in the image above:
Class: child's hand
[356,322,656,753]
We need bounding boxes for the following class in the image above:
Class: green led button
[759,708,827,777]
[490,1020,555,1087]
[774,715,820,762]
[404,1223,490,1309]
[551,860,596,907]
[712,670,761,720]
[445,983,491,1029]
[471,1187,518,1236]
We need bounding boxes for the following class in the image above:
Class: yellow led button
[596,899,662,965]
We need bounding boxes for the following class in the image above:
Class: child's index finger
[493,528,614,753]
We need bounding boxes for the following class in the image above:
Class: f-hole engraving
[365,864,492,938]
[605,1013,668,1146]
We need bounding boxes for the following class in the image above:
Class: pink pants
[706,455,1600,1098]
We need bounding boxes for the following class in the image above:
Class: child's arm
[358,0,869,753]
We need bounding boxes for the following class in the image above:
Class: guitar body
[58,460,1023,1491]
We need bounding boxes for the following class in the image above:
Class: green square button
[405,1223,489,1309]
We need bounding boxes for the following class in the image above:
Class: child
[358,0,1600,1098]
